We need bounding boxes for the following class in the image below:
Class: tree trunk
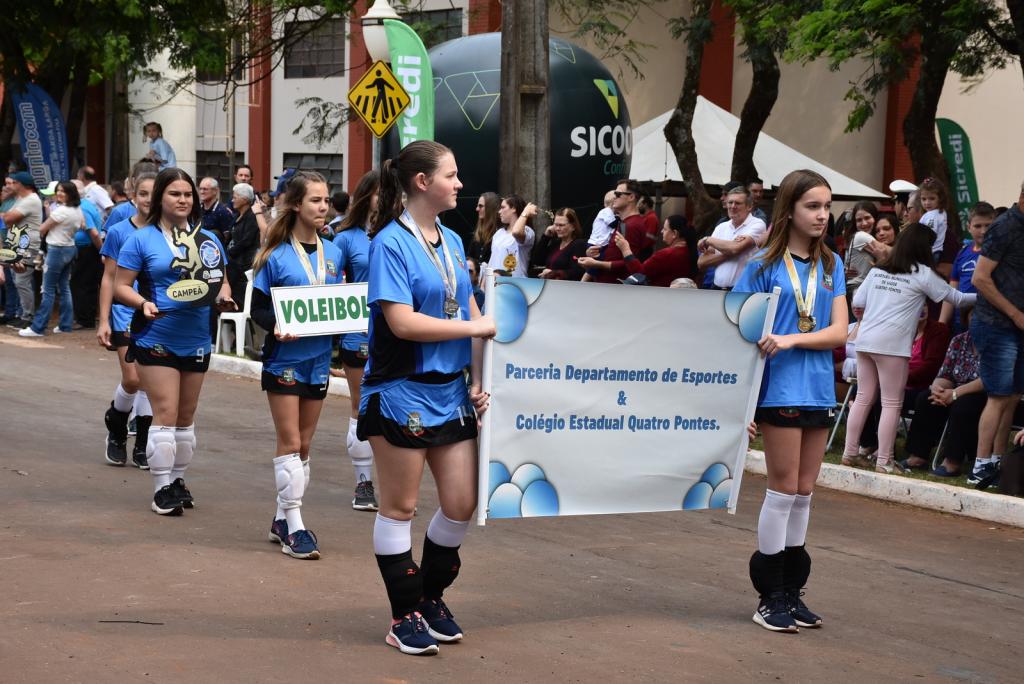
[902,31,955,225]
[664,0,719,234]
[63,56,92,163]
[730,39,779,186]
[1008,0,1024,85]
[0,91,15,173]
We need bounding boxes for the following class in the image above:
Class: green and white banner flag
[385,19,434,145]
[271,283,369,337]
[936,118,979,229]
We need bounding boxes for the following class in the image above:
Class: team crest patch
[358,342,369,360]
[456,252,465,269]
[405,412,425,437]
[822,273,834,291]
[326,259,338,277]
[779,408,801,419]
[279,368,297,386]
[151,344,169,358]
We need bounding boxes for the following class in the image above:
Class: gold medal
[783,250,818,334]
[797,315,816,333]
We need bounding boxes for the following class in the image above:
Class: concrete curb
[745,450,1024,528]
[209,353,351,398]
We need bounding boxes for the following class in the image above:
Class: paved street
[2,329,1022,683]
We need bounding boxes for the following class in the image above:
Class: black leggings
[904,391,987,466]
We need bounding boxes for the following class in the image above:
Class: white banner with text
[271,283,370,337]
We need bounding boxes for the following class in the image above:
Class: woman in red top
[615,214,695,287]
[536,208,587,280]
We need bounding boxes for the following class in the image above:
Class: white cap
[40,180,59,196]
[889,179,917,194]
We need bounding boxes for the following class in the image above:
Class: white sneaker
[18,327,43,337]
[52,326,64,334]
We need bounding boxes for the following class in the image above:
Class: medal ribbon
[402,210,458,308]
[783,249,817,322]
[290,233,326,285]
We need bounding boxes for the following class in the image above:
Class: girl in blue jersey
[114,168,235,516]
[249,171,343,560]
[361,141,495,656]
[98,172,156,469]
[333,170,379,511]
[733,169,849,633]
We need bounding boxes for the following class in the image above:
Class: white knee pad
[274,453,306,510]
[173,425,196,474]
[348,436,374,468]
[147,426,176,489]
[302,458,311,495]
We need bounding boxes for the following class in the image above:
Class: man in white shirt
[77,166,113,216]
[697,186,767,289]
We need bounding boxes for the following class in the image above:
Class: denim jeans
[31,245,76,334]
[2,265,21,317]
[971,317,1024,396]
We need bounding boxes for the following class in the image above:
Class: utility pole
[499,0,550,227]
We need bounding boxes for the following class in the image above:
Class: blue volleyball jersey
[99,217,142,332]
[117,224,227,356]
[332,226,371,352]
[362,218,473,389]
[104,201,137,231]
[733,250,846,409]
[253,237,344,384]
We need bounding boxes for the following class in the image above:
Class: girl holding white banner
[250,171,344,561]
[332,170,380,512]
[361,141,494,656]
[733,169,849,634]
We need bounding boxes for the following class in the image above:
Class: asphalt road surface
[2,329,1022,683]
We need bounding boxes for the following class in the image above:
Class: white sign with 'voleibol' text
[271,283,370,337]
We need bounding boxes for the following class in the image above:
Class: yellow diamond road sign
[348,60,411,138]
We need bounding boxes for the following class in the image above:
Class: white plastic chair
[215,269,253,356]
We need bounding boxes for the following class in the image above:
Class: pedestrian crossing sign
[347,61,411,138]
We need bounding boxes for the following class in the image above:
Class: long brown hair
[757,169,835,275]
[473,192,500,245]
[252,170,328,274]
[371,140,452,237]
[146,167,202,227]
[339,170,379,232]
[875,222,934,274]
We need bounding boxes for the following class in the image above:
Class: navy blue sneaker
[967,460,998,485]
[786,590,822,628]
[753,592,799,633]
[282,529,320,560]
[417,598,463,642]
[269,518,289,544]
[386,613,439,655]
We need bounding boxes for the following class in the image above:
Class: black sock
[421,535,461,601]
[749,549,786,598]
[783,545,811,594]
[134,415,153,454]
[376,550,422,620]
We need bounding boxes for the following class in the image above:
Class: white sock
[785,493,812,547]
[172,425,195,481]
[274,453,306,533]
[133,391,152,417]
[112,384,136,413]
[347,417,374,482]
[373,513,412,555]
[426,509,470,548]
[991,454,1003,463]
[302,458,311,496]
[147,426,176,492]
[757,489,796,555]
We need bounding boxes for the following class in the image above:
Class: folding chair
[215,269,254,356]
[827,377,856,452]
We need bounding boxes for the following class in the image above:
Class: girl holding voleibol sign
[250,171,344,561]
[361,141,494,656]
[734,169,849,634]
[114,168,235,517]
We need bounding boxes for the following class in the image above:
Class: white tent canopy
[629,96,887,199]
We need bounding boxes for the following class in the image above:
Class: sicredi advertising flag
[385,19,435,145]
[936,118,979,230]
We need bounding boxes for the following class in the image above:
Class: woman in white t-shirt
[19,181,84,337]
[486,194,535,277]
[842,223,975,473]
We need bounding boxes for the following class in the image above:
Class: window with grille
[196,150,247,201]
[284,19,346,79]
[399,9,463,49]
[282,153,344,193]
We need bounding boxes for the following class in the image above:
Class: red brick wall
[697,0,735,112]
[468,0,501,34]
[883,36,920,187]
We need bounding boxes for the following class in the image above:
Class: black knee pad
[104,402,130,440]
[421,536,461,601]
[749,550,785,597]
[376,550,422,620]
[783,545,812,592]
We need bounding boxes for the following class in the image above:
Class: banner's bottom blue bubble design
[488,462,559,518]
[682,462,733,510]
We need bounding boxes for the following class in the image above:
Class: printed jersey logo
[326,259,338,277]
[279,368,297,386]
[405,412,425,437]
[151,344,169,358]
[503,253,517,272]
[199,240,222,269]
[593,79,620,118]
[358,343,369,360]
[822,273,834,292]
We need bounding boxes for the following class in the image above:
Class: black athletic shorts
[261,370,329,400]
[340,347,369,369]
[755,406,834,429]
[127,342,211,373]
[108,330,131,350]
[358,374,478,449]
